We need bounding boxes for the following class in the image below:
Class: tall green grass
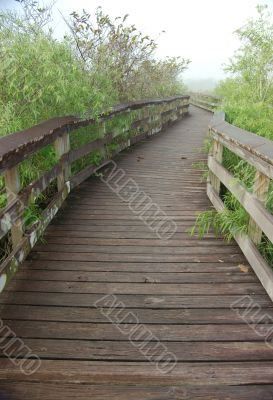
[192,5,273,266]
[0,2,188,208]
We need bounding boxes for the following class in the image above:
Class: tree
[66,7,190,101]
[219,5,273,104]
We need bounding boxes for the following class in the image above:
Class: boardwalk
[0,106,273,399]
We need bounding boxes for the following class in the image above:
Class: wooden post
[153,104,161,133]
[248,170,270,245]
[142,106,150,134]
[159,104,164,128]
[170,101,175,122]
[173,99,179,121]
[100,121,108,158]
[209,138,223,194]
[54,131,71,191]
[4,166,23,248]
[179,98,184,118]
[185,97,190,113]
[156,104,163,132]
[161,102,167,128]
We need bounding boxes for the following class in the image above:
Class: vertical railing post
[209,137,223,194]
[162,102,168,129]
[151,103,163,135]
[171,100,177,122]
[248,170,270,245]
[170,100,176,122]
[167,103,173,126]
[155,103,162,133]
[148,105,154,135]
[175,98,181,119]
[179,98,185,118]
[186,96,190,113]
[54,131,71,191]
[157,103,163,132]
[142,105,150,135]
[4,166,23,248]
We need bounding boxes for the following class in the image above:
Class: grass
[192,102,273,267]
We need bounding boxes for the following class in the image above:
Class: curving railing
[0,95,190,292]
[208,111,273,301]
[189,92,222,111]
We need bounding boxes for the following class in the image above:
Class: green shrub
[0,0,190,229]
[193,5,273,266]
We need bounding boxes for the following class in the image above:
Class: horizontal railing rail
[208,111,273,301]
[0,95,190,292]
[189,92,222,111]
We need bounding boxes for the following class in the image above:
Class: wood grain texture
[0,382,273,400]
[0,105,272,398]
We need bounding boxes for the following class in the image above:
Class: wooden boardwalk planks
[0,106,272,399]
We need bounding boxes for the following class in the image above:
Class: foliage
[215,4,273,138]
[0,32,93,135]
[0,0,189,198]
[224,5,273,103]
[193,4,273,266]
[0,1,189,134]
[67,7,190,101]
[0,0,190,258]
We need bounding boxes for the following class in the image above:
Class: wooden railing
[208,111,273,301]
[189,92,222,111]
[0,96,189,292]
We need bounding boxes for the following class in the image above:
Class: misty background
[1,0,273,90]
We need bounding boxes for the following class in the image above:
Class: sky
[1,0,273,83]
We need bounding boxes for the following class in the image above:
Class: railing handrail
[189,92,222,111]
[0,95,189,173]
[207,111,273,301]
[189,91,222,100]
[210,111,273,175]
[0,95,190,293]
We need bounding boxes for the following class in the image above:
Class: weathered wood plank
[1,320,272,341]
[14,270,257,283]
[21,260,250,273]
[0,292,271,309]
[0,382,272,400]
[207,181,273,302]
[28,251,246,263]
[53,131,70,191]
[6,280,264,295]
[0,305,270,323]
[0,105,272,398]
[210,112,273,179]
[0,96,189,172]
[208,155,273,244]
[248,170,270,245]
[209,138,223,193]
[1,360,273,385]
[31,243,241,255]
[4,165,23,247]
[5,339,273,361]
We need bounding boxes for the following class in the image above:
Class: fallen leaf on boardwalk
[239,264,250,273]
[144,277,159,283]
[181,156,187,159]
[218,259,224,263]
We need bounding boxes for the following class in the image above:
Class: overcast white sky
[1,0,273,81]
